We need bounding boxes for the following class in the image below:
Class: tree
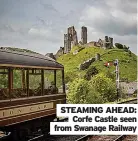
[67,78,89,104]
[85,86,104,104]
[84,66,98,80]
[67,73,117,104]
[67,78,103,104]
[89,73,117,102]
[105,71,116,81]
[115,43,123,49]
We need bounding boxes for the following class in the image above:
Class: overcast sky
[0,0,137,55]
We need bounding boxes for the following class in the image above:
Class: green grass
[57,46,137,83]
[58,46,105,70]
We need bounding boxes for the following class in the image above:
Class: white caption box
[50,104,138,135]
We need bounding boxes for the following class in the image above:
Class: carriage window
[29,69,42,96]
[11,69,27,98]
[44,70,57,95]
[56,70,63,93]
[0,68,9,100]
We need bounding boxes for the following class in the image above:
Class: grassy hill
[57,46,137,83]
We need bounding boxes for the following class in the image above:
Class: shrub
[115,43,123,49]
[84,66,98,80]
[67,78,89,104]
[85,86,104,104]
[67,73,117,104]
[89,73,117,102]
[105,71,116,81]
[67,78,104,104]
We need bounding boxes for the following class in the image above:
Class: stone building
[120,81,137,95]
[81,26,87,45]
[85,36,114,49]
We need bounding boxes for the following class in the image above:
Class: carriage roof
[0,48,63,69]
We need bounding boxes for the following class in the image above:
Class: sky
[0,0,137,55]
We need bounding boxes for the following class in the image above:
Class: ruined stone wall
[108,37,113,48]
[64,26,78,53]
[68,26,78,45]
[104,36,113,49]
[84,41,96,47]
[64,34,71,53]
[95,53,100,60]
[98,39,104,47]
[79,57,95,70]
[68,26,75,36]
[72,30,78,45]
[85,41,101,47]
[55,47,64,59]
[64,34,68,53]
[104,36,109,48]
[81,26,87,45]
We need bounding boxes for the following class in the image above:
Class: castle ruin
[86,36,113,49]
[54,26,114,58]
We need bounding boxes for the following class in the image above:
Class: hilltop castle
[64,26,87,54]
[48,26,114,59]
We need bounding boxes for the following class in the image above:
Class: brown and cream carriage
[0,48,66,140]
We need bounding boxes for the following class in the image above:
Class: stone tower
[68,26,75,36]
[64,34,71,53]
[64,26,78,53]
[104,36,109,48]
[81,26,87,45]
[108,37,113,48]
[104,36,113,49]
[68,26,78,45]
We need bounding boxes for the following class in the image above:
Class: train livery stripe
[0,108,56,126]
[0,99,65,126]
[0,94,66,108]
[0,98,66,110]
[0,102,54,119]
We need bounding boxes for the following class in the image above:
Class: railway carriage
[0,48,66,140]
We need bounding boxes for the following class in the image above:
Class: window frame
[0,67,65,101]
